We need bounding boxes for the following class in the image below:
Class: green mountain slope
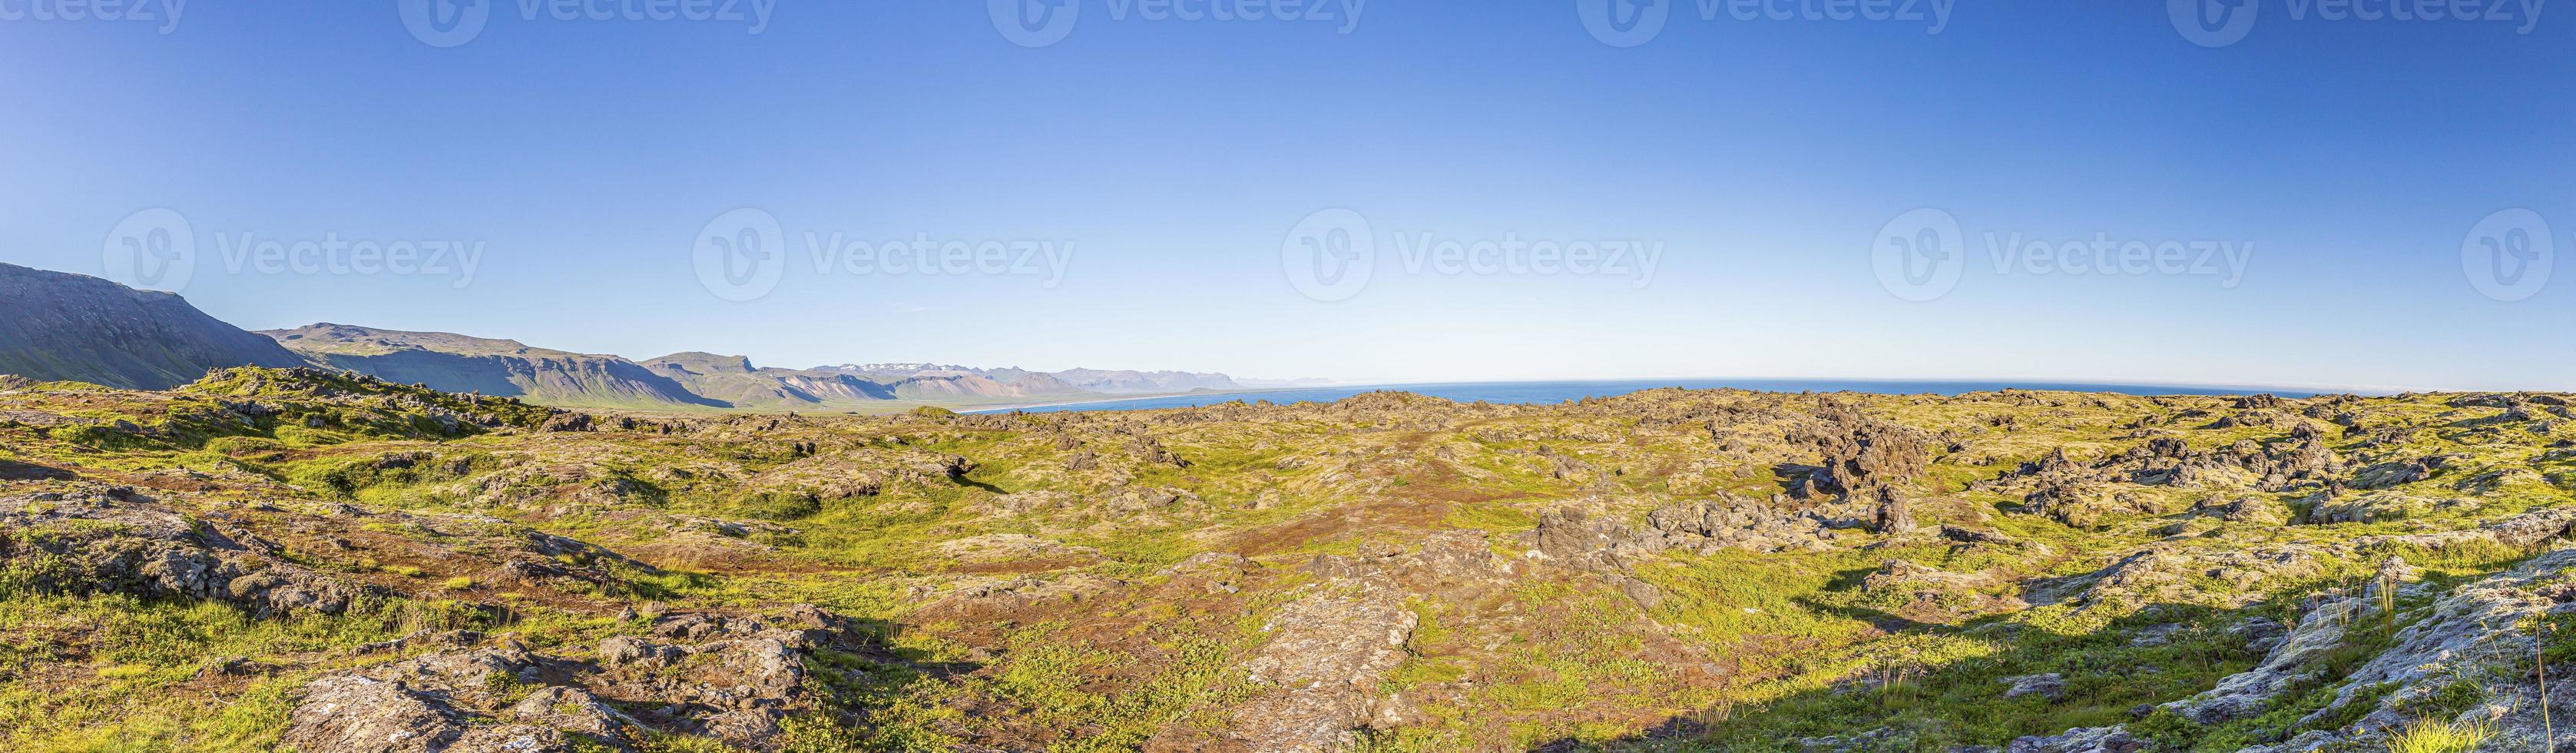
[0,263,306,389]
[261,323,722,409]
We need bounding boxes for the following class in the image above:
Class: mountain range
[0,264,1310,410]
[0,262,308,390]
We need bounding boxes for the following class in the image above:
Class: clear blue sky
[3,2,2570,390]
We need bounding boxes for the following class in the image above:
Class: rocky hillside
[644,352,1093,410]
[263,323,1265,411]
[0,264,1283,411]
[257,328,1102,413]
[266,323,721,409]
[641,351,891,409]
[8,376,2576,751]
[0,264,306,390]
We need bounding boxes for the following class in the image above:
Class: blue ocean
[968,379,2346,414]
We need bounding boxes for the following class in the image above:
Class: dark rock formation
[1793,404,1934,535]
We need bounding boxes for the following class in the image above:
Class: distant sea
[967,379,2346,414]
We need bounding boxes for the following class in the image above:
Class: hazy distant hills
[0,264,306,390]
[1051,367,1240,394]
[0,263,1306,410]
[640,351,910,410]
[262,323,724,409]
[264,326,1250,410]
[813,363,1242,396]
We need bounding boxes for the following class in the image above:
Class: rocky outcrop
[1148,536,1517,752]
[2307,491,2469,524]
[286,675,481,752]
[2002,673,2068,702]
[1530,507,1660,570]
[1794,404,1935,533]
[744,449,975,507]
[2008,725,2148,753]
[2189,495,2290,526]
[1986,430,2346,529]
[2015,548,2576,752]
[1524,498,1858,609]
[281,607,868,752]
[2049,506,2576,612]
[2023,486,2168,530]
[0,485,370,615]
[2349,456,2445,490]
[2231,548,2576,752]
[1532,496,1857,570]
[1211,592,1418,752]
[1646,496,1856,554]
[2164,597,2369,725]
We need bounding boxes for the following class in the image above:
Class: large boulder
[281,607,872,752]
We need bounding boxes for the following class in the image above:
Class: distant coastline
[963,378,2372,414]
[954,386,1322,413]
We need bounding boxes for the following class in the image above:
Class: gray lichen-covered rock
[282,675,466,753]
[0,484,371,616]
[1214,591,1419,752]
[2236,548,2576,752]
[2164,596,2367,725]
[2002,673,2068,702]
[281,607,872,752]
[2006,725,2147,753]
[2016,546,2576,753]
